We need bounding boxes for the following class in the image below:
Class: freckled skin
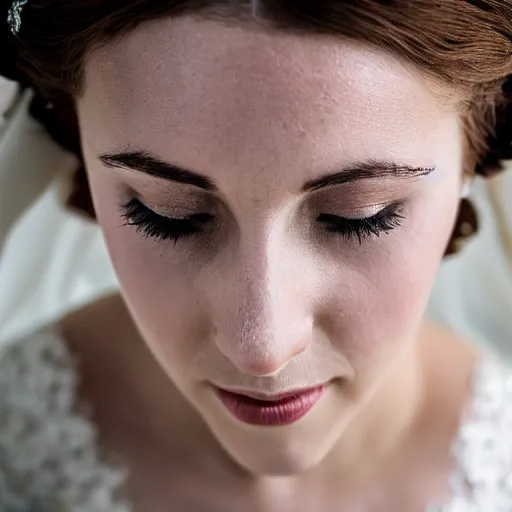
[77,15,466,491]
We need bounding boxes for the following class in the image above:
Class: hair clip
[7,0,28,35]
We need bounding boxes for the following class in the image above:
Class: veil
[0,81,117,343]
[0,83,64,255]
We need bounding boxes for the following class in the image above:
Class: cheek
[323,187,459,367]
[88,165,460,378]
[88,176,204,365]
[103,226,208,383]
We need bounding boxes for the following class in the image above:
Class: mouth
[214,385,326,427]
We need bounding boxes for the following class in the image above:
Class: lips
[220,387,320,401]
[215,385,326,426]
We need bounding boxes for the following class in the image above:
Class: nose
[212,251,314,377]
[230,321,311,376]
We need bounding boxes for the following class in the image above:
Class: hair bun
[477,76,512,177]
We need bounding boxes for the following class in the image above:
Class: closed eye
[317,200,405,244]
[121,197,405,246]
[120,198,213,244]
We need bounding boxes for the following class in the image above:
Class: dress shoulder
[0,325,131,512]
[443,356,512,512]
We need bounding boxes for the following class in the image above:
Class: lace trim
[0,326,131,512]
[1,326,511,511]
[432,357,512,512]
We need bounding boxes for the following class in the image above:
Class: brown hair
[2,0,512,252]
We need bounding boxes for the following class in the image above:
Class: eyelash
[317,201,405,244]
[121,198,214,245]
[120,198,405,245]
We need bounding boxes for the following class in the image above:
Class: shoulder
[448,356,512,511]
[0,325,130,511]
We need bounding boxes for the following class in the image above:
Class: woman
[0,0,511,510]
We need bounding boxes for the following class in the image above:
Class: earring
[460,178,473,199]
[445,197,479,256]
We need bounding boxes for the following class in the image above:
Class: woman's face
[78,17,463,475]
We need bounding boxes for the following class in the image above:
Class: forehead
[79,17,459,182]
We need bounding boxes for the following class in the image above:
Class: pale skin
[60,16,479,511]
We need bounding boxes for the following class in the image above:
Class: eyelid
[121,179,217,212]
[132,196,214,220]
[308,182,408,213]
[134,199,174,219]
[332,202,390,220]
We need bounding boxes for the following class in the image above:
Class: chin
[194,385,351,477]
[225,438,331,476]
[206,419,340,477]
[240,454,326,477]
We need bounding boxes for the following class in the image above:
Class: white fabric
[0,86,60,246]
[1,325,511,511]
[0,326,130,512]
[428,170,512,360]
[440,357,512,512]
[0,85,118,343]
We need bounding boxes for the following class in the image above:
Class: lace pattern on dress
[1,326,511,511]
[432,357,512,512]
[0,326,131,512]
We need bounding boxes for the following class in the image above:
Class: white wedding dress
[0,326,511,511]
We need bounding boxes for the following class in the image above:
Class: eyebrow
[99,150,435,193]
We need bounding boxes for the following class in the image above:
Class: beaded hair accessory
[6,0,27,35]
